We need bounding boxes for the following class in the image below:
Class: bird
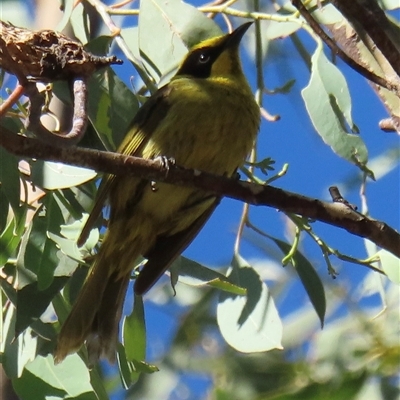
[54,21,260,364]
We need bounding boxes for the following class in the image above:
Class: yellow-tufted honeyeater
[54,22,260,363]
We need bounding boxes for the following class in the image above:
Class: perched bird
[54,22,260,363]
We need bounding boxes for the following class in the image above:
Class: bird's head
[175,22,253,80]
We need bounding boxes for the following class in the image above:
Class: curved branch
[0,128,399,259]
[25,78,88,147]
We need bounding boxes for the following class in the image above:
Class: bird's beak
[224,22,253,49]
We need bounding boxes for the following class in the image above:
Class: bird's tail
[86,270,130,364]
[54,213,156,364]
[53,256,130,364]
[54,225,150,364]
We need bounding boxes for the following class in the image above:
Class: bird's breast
[143,77,260,177]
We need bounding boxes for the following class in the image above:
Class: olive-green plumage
[54,22,260,363]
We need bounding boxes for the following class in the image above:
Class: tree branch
[1,127,399,259]
[331,0,400,78]
[0,21,122,147]
[291,0,400,97]
[24,78,89,147]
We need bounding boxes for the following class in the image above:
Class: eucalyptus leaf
[61,214,100,256]
[379,249,400,284]
[87,68,139,150]
[379,0,400,10]
[139,0,222,82]
[0,147,26,266]
[13,354,95,400]
[0,277,17,305]
[20,197,63,290]
[117,342,134,389]
[271,235,326,327]
[265,19,300,41]
[117,341,159,390]
[264,3,300,41]
[217,254,283,353]
[0,214,26,266]
[0,190,9,234]
[0,146,20,216]
[14,277,68,338]
[121,295,147,384]
[302,45,368,166]
[70,2,89,44]
[123,295,146,362]
[120,26,141,65]
[1,305,37,379]
[31,161,96,190]
[56,0,75,32]
[174,256,247,295]
[48,232,85,262]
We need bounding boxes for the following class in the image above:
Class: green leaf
[379,0,400,10]
[117,343,158,390]
[0,188,9,233]
[12,354,96,400]
[123,295,146,362]
[139,0,222,82]
[1,305,37,379]
[59,214,100,257]
[214,387,234,400]
[173,256,247,295]
[302,44,368,166]
[0,146,20,216]
[0,148,26,266]
[379,249,400,284]
[116,343,133,389]
[31,161,96,190]
[272,236,326,327]
[70,2,90,44]
[14,277,68,338]
[0,213,26,266]
[48,214,101,264]
[48,232,85,262]
[58,184,98,223]
[264,3,300,40]
[121,295,151,386]
[1,276,17,304]
[86,35,117,57]
[120,26,140,61]
[19,196,64,290]
[87,68,140,150]
[13,370,67,400]
[217,254,283,353]
[56,0,75,32]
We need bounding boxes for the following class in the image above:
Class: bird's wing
[77,85,173,246]
[134,196,221,295]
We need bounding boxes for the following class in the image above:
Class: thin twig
[0,83,25,117]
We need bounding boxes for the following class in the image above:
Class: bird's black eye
[198,53,210,64]
[176,47,217,78]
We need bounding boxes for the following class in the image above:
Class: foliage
[0,1,399,399]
